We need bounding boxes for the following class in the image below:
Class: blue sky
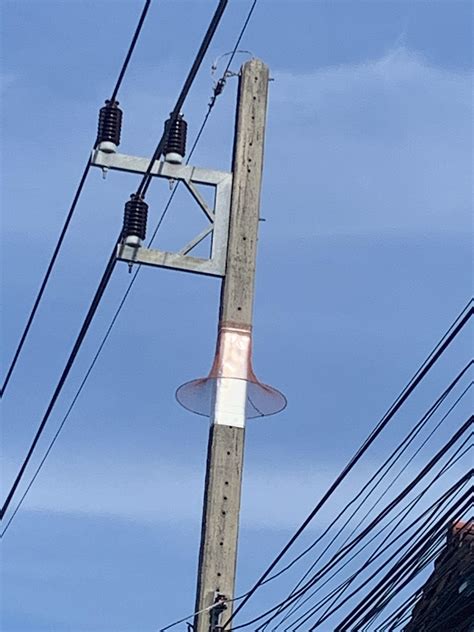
[1,1,472,630]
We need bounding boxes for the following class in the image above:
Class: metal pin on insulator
[122,194,148,247]
[96,100,123,153]
[163,113,187,164]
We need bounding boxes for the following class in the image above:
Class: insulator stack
[96,100,123,153]
[122,194,148,246]
[163,113,187,164]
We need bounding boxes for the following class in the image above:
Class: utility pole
[193,59,270,632]
[90,56,281,632]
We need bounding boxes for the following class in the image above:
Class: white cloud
[263,47,472,237]
[4,450,467,533]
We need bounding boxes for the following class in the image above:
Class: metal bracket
[91,149,233,277]
[209,593,227,632]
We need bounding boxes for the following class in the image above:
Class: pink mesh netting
[176,323,287,419]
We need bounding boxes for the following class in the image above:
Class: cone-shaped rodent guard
[176,324,287,419]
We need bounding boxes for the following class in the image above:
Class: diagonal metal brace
[91,149,232,277]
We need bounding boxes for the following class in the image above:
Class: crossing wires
[222,299,473,629]
[1,0,260,538]
[0,0,153,398]
[1,0,230,525]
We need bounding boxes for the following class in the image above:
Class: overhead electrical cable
[265,422,472,629]
[110,0,152,102]
[264,369,472,630]
[2,124,202,538]
[223,300,473,629]
[278,473,470,632]
[310,489,473,629]
[268,401,472,632]
[307,380,473,624]
[0,246,119,521]
[231,417,473,629]
[375,589,422,632]
[289,489,471,631]
[0,0,230,523]
[0,0,153,398]
[296,460,473,631]
[1,0,263,534]
[294,506,462,630]
[260,446,472,631]
[331,493,473,631]
[263,359,472,596]
[136,0,228,197]
[295,446,472,630]
[351,543,446,631]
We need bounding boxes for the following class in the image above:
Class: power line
[278,471,470,632]
[306,381,473,621]
[0,244,118,520]
[295,423,473,630]
[2,128,192,538]
[247,310,473,594]
[332,492,473,631]
[262,471,471,632]
[110,0,152,102]
[231,416,473,629]
[223,300,473,628]
[313,485,473,629]
[292,487,469,630]
[292,442,473,631]
[261,439,472,631]
[267,375,472,630]
[0,0,235,537]
[263,373,472,618]
[0,0,153,398]
[137,0,229,197]
[354,481,471,632]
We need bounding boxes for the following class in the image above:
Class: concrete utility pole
[90,56,278,632]
[193,59,269,632]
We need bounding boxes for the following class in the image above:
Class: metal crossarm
[91,149,232,277]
